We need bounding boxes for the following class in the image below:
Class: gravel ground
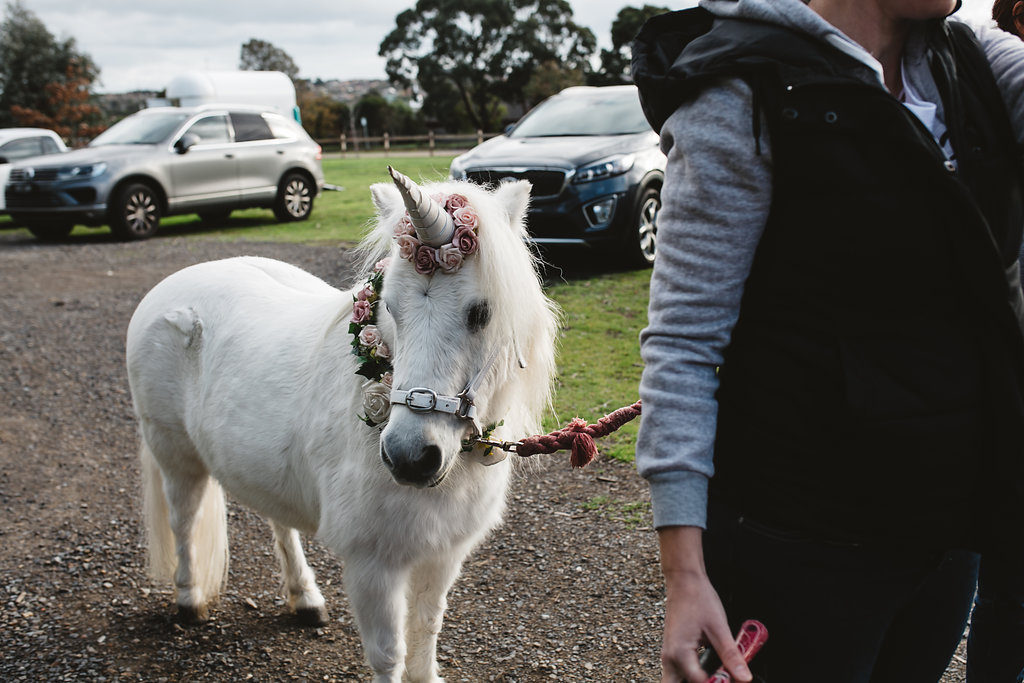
[0,229,968,681]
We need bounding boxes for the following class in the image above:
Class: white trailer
[159,70,300,122]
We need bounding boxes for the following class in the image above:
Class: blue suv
[449,85,665,266]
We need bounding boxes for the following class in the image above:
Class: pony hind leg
[404,551,467,683]
[269,521,328,626]
[140,433,228,624]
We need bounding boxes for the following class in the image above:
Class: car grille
[466,169,568,198]
[9,167,59,182]
[4,186,63,207]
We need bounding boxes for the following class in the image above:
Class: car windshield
[509,90,651,138]
[90,112,190,146]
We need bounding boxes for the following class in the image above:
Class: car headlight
[572,154,635,184]
[56,163,107,181]
[449,154,469,180]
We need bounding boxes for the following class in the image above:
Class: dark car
[449,85,665,266]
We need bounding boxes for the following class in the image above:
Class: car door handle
[224,153,234,159]
[276,150,284,155]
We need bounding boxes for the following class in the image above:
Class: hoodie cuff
[647,470,710,530]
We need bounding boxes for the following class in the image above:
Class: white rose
[358,324,382,348]
[362,380,392,425]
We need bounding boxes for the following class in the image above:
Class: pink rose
[374,257,391,273]
[430,192,447,205]
[453,206,478,230]
[453,224,479,256]
[375,342,391,360]
[396,234,420,261]
[414,244,438,275]
[437,243,464,274]
[351,299,372,324]
[380,371,393,388]
[394,215,415,237]
[446,193,469,211]
[358,324,382,348]
[356,284,375,302]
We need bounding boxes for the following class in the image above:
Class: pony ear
[494,180,532,226]
[370,182,402,215]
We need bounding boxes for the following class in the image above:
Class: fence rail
[315,130,500,157]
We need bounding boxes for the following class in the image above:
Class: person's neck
[808,0,910,95]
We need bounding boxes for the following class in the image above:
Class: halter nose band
[388,347,502,435]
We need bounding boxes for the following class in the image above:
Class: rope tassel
[514,401,642,468]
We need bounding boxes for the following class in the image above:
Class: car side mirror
[174,133,200,154]
[0,156,8,165]
[503,124,516,136]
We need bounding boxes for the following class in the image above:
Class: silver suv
[4,105,325,241]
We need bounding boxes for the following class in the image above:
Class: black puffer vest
[634,9,1024,549]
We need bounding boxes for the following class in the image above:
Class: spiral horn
[388,166,455,247]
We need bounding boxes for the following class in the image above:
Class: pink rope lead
[514,400,642,468]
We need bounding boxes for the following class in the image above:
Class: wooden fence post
[340,133,347,158]
[428,130,435,157]
[477,129,483,145]
[383,132,390,153]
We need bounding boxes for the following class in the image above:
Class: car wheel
[198,209,232,224]
[25,219,73,242]
[274,173,314,222]
[626,187,660,267]
[110,183,161,240]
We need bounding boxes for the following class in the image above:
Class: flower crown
[393,192,480,275]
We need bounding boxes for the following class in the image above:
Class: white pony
[126,168,559,682]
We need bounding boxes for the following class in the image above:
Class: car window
[0,137,44,161]
[230,112,274,142]
[92,111,190,146]
[263,113,301,140]
[40,136,62,154]
[184,115,231,145]
[510,91,652,137]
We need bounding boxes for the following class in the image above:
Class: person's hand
[658,526,752,683]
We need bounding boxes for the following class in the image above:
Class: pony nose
[381,443,443,486]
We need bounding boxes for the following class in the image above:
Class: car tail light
[316,145,322,161]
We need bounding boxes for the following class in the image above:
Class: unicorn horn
[388,166,455,247]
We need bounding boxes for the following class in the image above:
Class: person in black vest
[631,0,1024,680]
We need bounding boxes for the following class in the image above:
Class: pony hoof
[295,605,329,627]
[176,603,209,624]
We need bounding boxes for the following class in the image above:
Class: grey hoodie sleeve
[636,77,772,529]
[968,21,1024,144]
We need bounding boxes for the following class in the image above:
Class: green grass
[580,495,652,528]
[0,153,650,464]
[544,267,650,463]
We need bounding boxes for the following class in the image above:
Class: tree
[297,91,350,140]
[379,0,596,132]
[523,61,585,107]
[11,60,105,146]
[0,0,99,130]
[239,38,299,81]
[591,4,669,85]
[354,91,425,137]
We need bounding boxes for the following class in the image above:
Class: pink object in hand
[707,620,769,682]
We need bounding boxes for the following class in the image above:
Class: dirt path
[0,231,667,682]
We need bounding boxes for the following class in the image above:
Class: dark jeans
[967,556,1024,683]
[703,502,978,682]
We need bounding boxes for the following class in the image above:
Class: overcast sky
[6,0,999,94]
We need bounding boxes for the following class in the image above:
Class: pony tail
[141,441,176,582]
[190,477,229,604]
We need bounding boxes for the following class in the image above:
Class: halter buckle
[403,387,438,412]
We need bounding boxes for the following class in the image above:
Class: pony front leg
[270,521,328,625]
[344,559,410,682]
[404,551,466,683]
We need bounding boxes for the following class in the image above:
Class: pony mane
[354,178,561,439]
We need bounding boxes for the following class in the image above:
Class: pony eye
[467,300,491,333]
